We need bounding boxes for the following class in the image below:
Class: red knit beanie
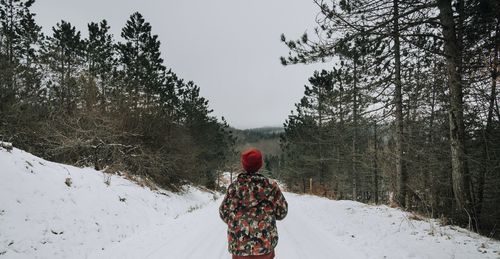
[241,148,263,173]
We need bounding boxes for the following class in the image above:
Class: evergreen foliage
[0,2,234,190]
[280,0,499,236]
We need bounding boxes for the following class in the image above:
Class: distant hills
[242,126,285,134]
[229,126,283,156]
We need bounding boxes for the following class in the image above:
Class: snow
[0,148,216,258]
[0,142,12,151]
[278,195,500,259]
[1,147,500,259]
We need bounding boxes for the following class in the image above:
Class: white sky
[33,0,331,129]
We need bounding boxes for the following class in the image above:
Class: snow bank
[282,193,500,259]
[0,148,217,259]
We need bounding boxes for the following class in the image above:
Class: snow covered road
[91,193,500,259]
[91,194,365,259]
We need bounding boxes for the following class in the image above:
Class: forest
[0,0,234,190]
[277,0,499,237]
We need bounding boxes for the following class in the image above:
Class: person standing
[219,148,288,259]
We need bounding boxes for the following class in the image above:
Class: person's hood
[235,173,269,208]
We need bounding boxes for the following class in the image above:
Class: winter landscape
[1,0,500,258]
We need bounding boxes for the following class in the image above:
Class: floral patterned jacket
[219,173,288,256]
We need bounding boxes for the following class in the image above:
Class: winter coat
[219,172,288,256]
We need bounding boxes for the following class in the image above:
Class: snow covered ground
[1,147,500,259]
[0,148,216,258]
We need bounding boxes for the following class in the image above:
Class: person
[219,148,288,259]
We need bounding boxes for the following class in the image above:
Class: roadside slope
[0,148,215,258]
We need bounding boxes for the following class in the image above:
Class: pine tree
[0,0,44,149]
[84,20,115,110]
[42,20,84,113]
[281,68,373,197]
[16,5,43,104]
[0,0,38,110]
[117,12,166,111]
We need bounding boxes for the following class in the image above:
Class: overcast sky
[33,0,330,129]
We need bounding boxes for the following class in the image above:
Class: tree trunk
[437,0,473,214]
[428,68,438,217]
[476,24,499,222]
[373,121,379,204]
[352,59,359,200]
[318,77,325,185]
[393,0,407,208]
